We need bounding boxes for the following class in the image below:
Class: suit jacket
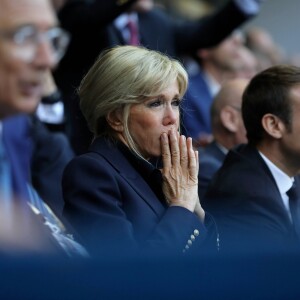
[62,136,207,257]
[4,114,74,215]
[30,116,74,216]
[198,141,226,199]
[181,71,213,139]
[54,0,254,154]
[2,115,32,201]
[1,115,68,254]
[202,144,300,253]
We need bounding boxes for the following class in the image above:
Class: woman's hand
[160,129,204,221]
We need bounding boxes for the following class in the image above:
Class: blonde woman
[62,46,209,256]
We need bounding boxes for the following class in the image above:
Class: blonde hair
[79,45,188,157]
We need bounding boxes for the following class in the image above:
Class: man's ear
[106,110,124,133]
[220,106,239,132]
[261,113,284,139]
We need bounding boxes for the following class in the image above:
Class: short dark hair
[242,64,300,146]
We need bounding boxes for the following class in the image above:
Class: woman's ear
[261,113,284,139]
[106,110,124,133]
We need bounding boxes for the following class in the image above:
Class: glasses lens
[47,28,70,62]
[14,25,37,45]
[2,25,70,63]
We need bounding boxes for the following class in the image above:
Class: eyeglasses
[0,24,70,63]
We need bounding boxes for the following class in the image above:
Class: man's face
[280,85,300,174]
[0,0,57,119]
[232,86,248,145]
[204,32,245,71]
[131,0,154,12]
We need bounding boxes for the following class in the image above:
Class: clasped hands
[160,129,205,222]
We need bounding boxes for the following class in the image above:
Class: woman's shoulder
[64,139,127,176]
[62,151,121,192]
[62,150,111,179]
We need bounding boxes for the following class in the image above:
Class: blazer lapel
[90,138,165,216]
[243,145,292,220]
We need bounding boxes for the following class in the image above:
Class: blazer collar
[231,144,290,215]
[231,144,279,187]
[89,137,165,216]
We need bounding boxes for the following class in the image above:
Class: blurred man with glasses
[0,0,87,257]
[0,0,69,115]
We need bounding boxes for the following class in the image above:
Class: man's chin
[17,99,40,115]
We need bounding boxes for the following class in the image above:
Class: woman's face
[127,80,181,159]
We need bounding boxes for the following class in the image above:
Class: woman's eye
[148,100,162,108]
[172,99,181,107]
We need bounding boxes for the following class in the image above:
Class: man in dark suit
[54,0,265,154]
[54,0,138,153]
[203,65,300,253]
[30,115,75,216]
[198,78,248,198]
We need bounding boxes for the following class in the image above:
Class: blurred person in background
[229,45,258,79]
[0,0,86,257]
[181,30,248,146]
[245,26,286,71]
[154,0,215,20]
[198,78,249,198]
[54,0,266,154]
[203,65,300,253]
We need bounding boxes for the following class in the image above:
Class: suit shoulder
[64,152,113,175]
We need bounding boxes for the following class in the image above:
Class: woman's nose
[163,105,178,126]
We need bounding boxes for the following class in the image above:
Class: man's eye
[14,26,37,44]
[15,33,35,45]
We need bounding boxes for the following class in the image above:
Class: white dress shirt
[259,151,294,220]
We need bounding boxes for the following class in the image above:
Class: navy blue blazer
[198,141,226,199]
[203,144,300,252]
[62,137,207,256]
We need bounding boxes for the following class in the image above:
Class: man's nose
[32,41,57,69]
